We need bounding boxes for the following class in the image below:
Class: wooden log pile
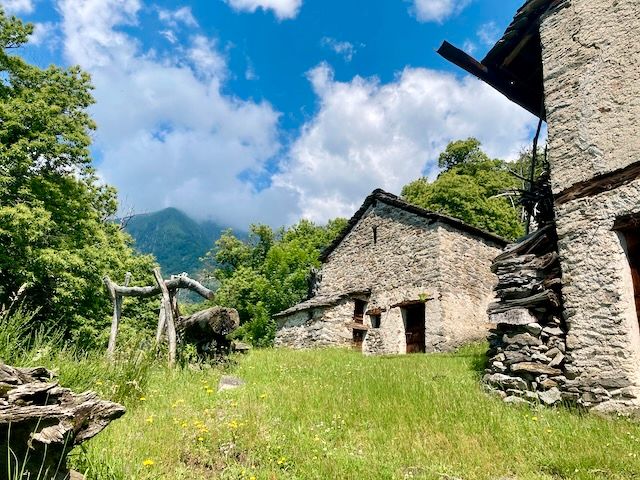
[0,364,125,479]
[484,224,571,405]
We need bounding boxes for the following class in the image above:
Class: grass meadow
[62,345,640,480]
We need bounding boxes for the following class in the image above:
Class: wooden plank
[437,41,543,119]
[555,160,640,204]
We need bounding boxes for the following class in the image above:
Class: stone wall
[554,181,640,412]
[540,0,640,195]
[436,223,501,350]
[537,0,640,413]
[274,300,354,349]
[276,200,502,354]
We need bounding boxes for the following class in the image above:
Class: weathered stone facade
[275,190,505,354]
[540,0,640,412]
[448,0,640,413]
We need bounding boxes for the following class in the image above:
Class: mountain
[123,208,227,276]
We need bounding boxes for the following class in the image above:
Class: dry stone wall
[274,300,354,349]
[484,226,570,406]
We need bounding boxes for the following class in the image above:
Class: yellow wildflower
[139,396,146,401]
[142,459,154,467]
[145,416,154,424]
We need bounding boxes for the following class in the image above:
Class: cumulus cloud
[410,0,470,23]
[1,0,34,14]
[320,37,359,62]
[270,63,537,223]
[57,0,288,228]
[225,0,302,20]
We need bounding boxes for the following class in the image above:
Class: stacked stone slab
[484,224,570,406]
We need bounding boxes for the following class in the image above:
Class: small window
[370,314,381,329]
[372,226,378,244]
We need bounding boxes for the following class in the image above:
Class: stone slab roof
[319,189,507,262]
[274,289,371,318]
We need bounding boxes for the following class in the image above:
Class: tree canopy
[402,138,526,240]
[205,219,347,346]
[0,9,156,347]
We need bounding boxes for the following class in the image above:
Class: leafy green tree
[207,218,347,346]
[402,138,525,240]
[0,9,156,347]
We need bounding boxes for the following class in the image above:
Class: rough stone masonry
[275,190,506,355]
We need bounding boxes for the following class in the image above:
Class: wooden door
[404,304,426,353]
[622,229,640,323]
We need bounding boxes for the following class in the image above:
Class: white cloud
[462,39,476,55]
[29,21,57,47]
[57,0,288,228]
[225,0,302,20]
[477,21,500,46]
[410,0,470,23]
[320,37,358,62]
[160,29,177,44]
[270,63,537,223]
[157,6,197,28]
[1,0,34,14]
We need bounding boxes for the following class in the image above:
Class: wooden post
[155,304,166,345]
[153,268,177,367]
[106,273,130,360]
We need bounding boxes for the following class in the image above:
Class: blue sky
[3,0,537,228]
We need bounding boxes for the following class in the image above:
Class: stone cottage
[274,189,506,354]
[439,0,640,412]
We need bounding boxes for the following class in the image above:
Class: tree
[206,218,347,346]
[437,138,489,171]
[402,139,525,240]
[0,9,156,347]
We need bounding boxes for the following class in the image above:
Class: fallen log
[177,307,240,356]
[0,364,125,480]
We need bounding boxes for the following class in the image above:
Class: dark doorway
[403,304,426,353]
[619,227,640,325]
[353,299,366,324]
[352,330,365,351]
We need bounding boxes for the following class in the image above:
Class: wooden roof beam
[437,41,544,119]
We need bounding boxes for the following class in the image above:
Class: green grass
[72,346,640,480]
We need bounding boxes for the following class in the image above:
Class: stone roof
[319,189,507,262]
[274,289,371,318]
[437,0,568,119]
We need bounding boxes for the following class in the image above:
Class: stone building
[274,189,506,354]
[439,0,640,412]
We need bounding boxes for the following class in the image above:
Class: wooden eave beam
[554,160,640,205]
[437,41,544,119]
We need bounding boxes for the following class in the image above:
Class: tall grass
[1,307,157,479]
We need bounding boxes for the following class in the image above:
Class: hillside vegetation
[68,345,640,480]
[124,208,228,277]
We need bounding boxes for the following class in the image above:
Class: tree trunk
[0,364,125,480]
[177,307,240,356]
